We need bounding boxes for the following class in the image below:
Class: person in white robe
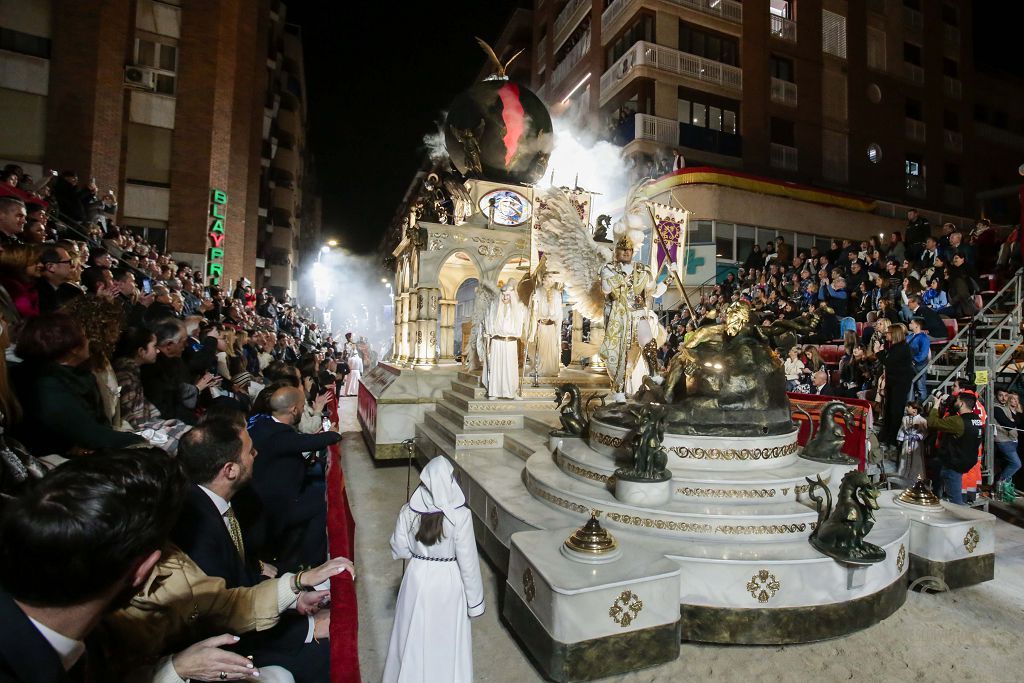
[528,271,564,378]
[482,279,526,399]
[383,456,484,683]
[342,350,362,396]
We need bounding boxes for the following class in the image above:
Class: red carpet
[326,397,359,682]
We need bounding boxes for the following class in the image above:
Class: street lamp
[327,239,338,247]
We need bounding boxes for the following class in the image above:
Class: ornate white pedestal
[614,476,672,506]
[357,362,462,460]
[880,490,995,589]
[505,528,681,682]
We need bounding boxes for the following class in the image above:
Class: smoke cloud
[538,117,629,223]
[303,247,395,360]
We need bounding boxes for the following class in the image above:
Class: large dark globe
[444,79,553,184]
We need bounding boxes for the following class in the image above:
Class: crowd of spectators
[0,163,368,682]
[655,210,1023,503]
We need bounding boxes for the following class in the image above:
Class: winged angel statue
[464,279,498,372]
[535,182,667,401]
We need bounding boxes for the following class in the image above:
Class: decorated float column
[413,287,440,366]
[438,298,457,361]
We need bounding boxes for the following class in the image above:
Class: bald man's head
[269,386,304,422]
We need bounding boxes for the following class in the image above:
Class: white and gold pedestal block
[357,362,462,461]
[504,529,682,682]
[880,490,995,589]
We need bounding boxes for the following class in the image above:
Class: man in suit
[247,386,341,572]
[810,370,839,396]
[0,450,195,682]
[174,415,335,682]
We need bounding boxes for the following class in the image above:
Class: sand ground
[337,398,1024,682]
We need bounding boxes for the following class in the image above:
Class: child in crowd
[384,456,484,683]
[896,400,928,483]
[783,346,805,392]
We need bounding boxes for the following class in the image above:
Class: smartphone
[142,278,153,295]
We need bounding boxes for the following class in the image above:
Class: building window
[905,153,926,196]
[944,110,959,131]
[903,42,922,66]
[867,28,886,71]
[134,38,177,94]
[822,69,847,121]
[941,2,959,25]
[944,164,961,187]
[678,23,739,66]
[905,98,923,121]
[822,10,847,59]
[770,117,796,146]
[714,222,735,261]
[867,143,883,163]
[769,55,795,82]
[822,130,848,183]
[607,15,653,65]
[678,91,739,133]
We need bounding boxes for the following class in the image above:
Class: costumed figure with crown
[598,220,668,401]
[533,181,667,403]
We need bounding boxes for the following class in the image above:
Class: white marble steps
[553,438,834,504]
[435,402,526,431]
[423,410,505,450]
[440,389,560,413]
[525,453,820,542]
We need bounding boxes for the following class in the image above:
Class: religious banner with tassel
[647,201,688,281]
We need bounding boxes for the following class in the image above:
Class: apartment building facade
[531,0,1024,257]
[0,0,316,296]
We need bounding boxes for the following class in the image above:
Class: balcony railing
[602,0,742,36]
[770,142,798,171]
[634,113,680,145]
[944,185,963,207]
[770,77,798,107]
[943,76,962,99]
[536,40,547,73]
[554,0,590,44]
[600,41,742,103]
[943,129,963,152]
[905,118,926,142]
[906,175,926,199]
[770,14,797,42]
[903,7,923,32]
[976,123,1024,151]
[903,62,925,85]
[552,29,591,86]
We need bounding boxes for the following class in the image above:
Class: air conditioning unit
[124,65,158,91]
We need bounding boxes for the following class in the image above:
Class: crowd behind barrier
[0,163,366,682]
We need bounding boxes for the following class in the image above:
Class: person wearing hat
[598,218,668,402]
[383,455,484,683]
[482,278,527,400]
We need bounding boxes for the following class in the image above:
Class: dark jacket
[247,417,340,534]
[11,361,145,455]
[140,355,196,425]
[35,280,83,314]
[911,303,948,339]
[0,591,70,683]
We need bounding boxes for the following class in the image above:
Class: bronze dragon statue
[797,400,857,465]
[806,471,886,564]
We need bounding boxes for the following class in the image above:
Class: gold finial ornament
[561,512,622,563]
[895,475,942,509]
[475,37,524,80]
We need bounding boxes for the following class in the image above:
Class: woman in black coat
[878,323,914,450]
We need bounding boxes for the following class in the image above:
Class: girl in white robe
[383,456,484,683]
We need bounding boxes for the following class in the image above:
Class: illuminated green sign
[208,188,226,285]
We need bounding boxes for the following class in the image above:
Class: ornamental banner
[647,201,687,279]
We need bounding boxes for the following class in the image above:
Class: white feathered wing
[534,187,610,320]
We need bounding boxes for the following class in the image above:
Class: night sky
[291,2,1019,255]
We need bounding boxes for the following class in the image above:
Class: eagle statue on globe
[444,39,553,185]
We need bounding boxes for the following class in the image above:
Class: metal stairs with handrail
[913,268,1024,488]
